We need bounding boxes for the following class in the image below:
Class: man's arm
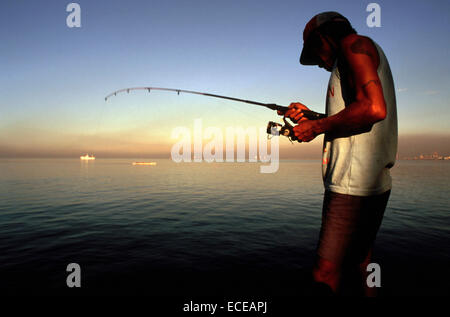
[293,35,387,142]
[320,35,386,132]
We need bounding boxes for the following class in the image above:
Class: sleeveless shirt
[322,41,398,196]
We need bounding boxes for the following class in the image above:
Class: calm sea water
[0,159,449,295]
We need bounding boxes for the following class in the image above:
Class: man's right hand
[278,102,311,123]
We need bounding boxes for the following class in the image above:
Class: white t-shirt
[322,42,398,196]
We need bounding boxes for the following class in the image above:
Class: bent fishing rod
[104,87,326,141]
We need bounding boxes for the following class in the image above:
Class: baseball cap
[300,11,351,65]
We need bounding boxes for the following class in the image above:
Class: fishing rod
[104,87,326,141]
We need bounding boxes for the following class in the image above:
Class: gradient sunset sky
[1,0,449,158]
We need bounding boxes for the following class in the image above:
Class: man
[280,12,397,295]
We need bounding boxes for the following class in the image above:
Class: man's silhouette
[280,12,397,296]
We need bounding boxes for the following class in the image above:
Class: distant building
[402,152,449,160]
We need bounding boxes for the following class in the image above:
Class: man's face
[308,33,336,72]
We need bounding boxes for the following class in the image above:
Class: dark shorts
[316,190,391,266]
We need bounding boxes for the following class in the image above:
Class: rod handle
[267,104,326,121]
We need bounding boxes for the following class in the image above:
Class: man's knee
[313,257,340,282]
[311,257,341,294]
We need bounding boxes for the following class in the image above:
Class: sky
[0,0,449,158]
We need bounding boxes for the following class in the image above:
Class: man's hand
[277,102,323,142]
[278,102,311,123]
[292,120,324,142]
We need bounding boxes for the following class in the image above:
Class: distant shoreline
[0,157,449,162]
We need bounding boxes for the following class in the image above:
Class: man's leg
[359,248,377,297]
[358,190,390,296]
[313,190,354,294]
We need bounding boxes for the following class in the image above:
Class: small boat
[132,162,157,166]
[80,154,95,160]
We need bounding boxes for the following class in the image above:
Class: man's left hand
[292,120,323,142]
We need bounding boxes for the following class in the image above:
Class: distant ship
[80,154,95,160]
[132,162,156,166]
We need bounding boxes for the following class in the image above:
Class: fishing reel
[266,117,297,142]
